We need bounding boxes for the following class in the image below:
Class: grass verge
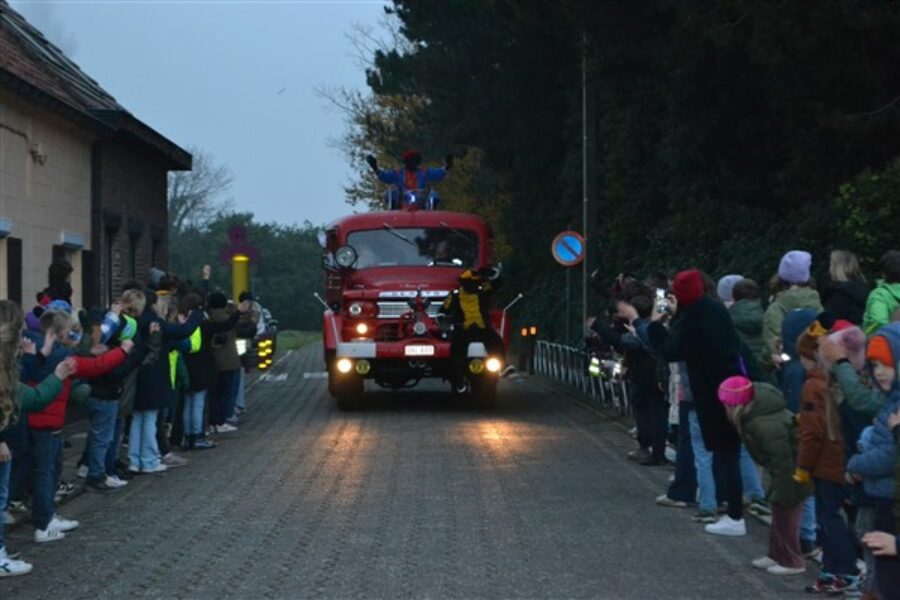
[276,330,321,354]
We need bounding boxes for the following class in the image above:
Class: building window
[81,250,97,309]
[52,244,68,265]
[105,228,116,303]
[6,237,22,304]
[151,237,160,268]
[129,235,138,279]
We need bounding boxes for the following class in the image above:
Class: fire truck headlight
[336,358,353,374]
[355,322,369,336]
[335,245,358,268]
[348,302,363,317]
[355,359,371,375]
[485,357,503,374]
[468,359,485,374]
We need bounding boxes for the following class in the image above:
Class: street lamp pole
[581,31,589,331]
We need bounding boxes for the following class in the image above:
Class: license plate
[404,345,435,356]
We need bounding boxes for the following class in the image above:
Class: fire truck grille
[376,301,444,319]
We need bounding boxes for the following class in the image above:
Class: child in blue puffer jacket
[846,323,900,599]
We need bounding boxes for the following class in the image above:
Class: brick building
[0,1,190,309]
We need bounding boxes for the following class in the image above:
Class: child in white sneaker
[718,375,812,575]
[0,301,75,575]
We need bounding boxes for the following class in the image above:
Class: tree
[341,0,900,342]
[168,213,324,331]
[168,147,234,233]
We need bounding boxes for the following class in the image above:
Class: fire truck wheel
[470,376,498,407]
[328,371,338,398]
[335,375,364,411]
[325,350,337,397]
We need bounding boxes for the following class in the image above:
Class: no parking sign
[551,231,585,267]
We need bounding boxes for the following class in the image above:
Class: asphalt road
[5,344,815,599]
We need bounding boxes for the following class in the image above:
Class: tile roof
[0,0,123,113]
[0,0,190,170]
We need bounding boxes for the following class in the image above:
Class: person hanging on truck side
[365,149,452,209]
[441,268,503,393]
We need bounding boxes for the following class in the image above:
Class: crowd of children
[0,261,257,577]
[593,249,900,598]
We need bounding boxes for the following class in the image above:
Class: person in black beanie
[206,293,250,435]
[178,292,245,449]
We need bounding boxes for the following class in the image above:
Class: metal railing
[534,341,632,416]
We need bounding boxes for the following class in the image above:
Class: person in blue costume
[366,149,452,209]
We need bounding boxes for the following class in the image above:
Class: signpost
[551,231,585,343]
[551,231,585,268]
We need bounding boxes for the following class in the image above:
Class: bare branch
[168,147,234,233]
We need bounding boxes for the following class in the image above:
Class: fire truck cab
[320,207,509,409]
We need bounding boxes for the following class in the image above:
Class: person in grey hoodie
[763,251,824,371]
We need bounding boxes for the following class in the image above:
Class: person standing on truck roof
[441,268,503,393]
[365,149,452,209]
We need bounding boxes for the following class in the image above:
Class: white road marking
[246,350,293,392]
[303,372,328,380]
[260,374,289,382]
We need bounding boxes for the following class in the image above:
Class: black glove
[365,154,378,172]
[444,154,453,170]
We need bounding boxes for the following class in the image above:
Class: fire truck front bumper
[335,341,487,359]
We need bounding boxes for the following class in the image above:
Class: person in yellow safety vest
[441,268,503,393]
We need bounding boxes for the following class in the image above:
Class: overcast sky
[11,0,390,227]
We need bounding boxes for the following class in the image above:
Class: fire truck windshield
[346,227,479,269]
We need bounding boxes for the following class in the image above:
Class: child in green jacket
[0,300,75,578]
[719,376,812,576]
[863,251,900,337]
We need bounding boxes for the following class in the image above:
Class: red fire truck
[318,205,513,409]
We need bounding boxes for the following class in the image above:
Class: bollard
[232,253,250,302]
[518,327,529,372]
[526,326,537,375]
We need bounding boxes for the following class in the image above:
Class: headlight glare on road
[468,359,485,374]
[336,358,353,374]
[485,357,502,373]
[355,359,371,375]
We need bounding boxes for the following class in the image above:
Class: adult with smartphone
[647,269,749,537]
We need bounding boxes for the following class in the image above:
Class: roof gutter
[89,110,192,171]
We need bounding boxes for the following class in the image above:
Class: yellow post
[232,254,250,302]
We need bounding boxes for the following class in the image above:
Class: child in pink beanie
[818,325,867,372]
[718,376,812,576]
